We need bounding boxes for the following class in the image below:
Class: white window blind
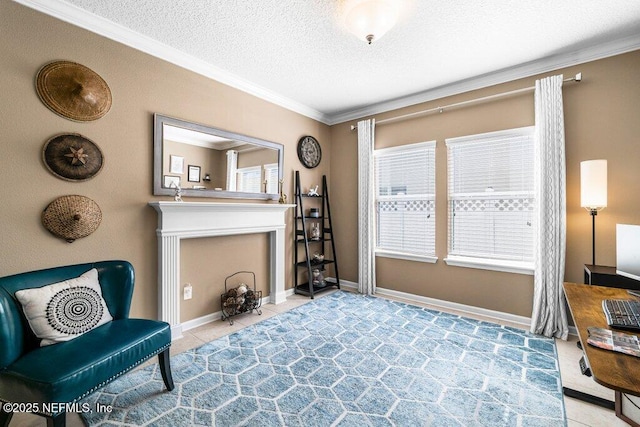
[264,163,279,194]
[236,166,262,193]
[374,141,436,259]
[446,127,535,265]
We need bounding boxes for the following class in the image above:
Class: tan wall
[330,50,640,317]
[180,234,270,321]
[237,147,279,168]
[2,0,639,323]
[0,1,330,322]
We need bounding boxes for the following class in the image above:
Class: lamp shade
[580,159,607,209]
[345,0,398,44]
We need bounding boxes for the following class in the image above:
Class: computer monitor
[616,224,640,281]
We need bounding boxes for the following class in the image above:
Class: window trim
[444,255,533,275]
[376,249,438,264]
[374,140,438,261]
[445,126,535,273]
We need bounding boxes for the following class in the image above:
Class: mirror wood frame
[153,114,284,200]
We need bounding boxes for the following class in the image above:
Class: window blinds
[264,163,279,194]
[374,141,436,257]
[236,166,262,193]
[446,127,535,262]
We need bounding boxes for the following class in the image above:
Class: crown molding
[14,0,640,127]
[13,0,332,125]
[328,33,640,125]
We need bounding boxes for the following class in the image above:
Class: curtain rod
[350,73,582,130]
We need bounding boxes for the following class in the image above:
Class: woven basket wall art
[42,195,102,243]
[36,61,112,122]
[42,133,104,181]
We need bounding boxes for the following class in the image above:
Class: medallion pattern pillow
[15,268,113,346]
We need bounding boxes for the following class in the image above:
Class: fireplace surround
[149,201,295,338]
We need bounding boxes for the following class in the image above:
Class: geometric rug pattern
[80,291,566,426]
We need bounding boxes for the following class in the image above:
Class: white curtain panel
[357,119,376,295]
[226,150,238,191]
[530,75,569,340]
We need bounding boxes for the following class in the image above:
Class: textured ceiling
[17,0,640,123]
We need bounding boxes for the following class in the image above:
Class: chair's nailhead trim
[0,343,171,417]
[73,343,171,401]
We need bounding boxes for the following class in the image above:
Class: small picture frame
[188,165,201,182]
[169,155,184,174]
[163,175,180,189]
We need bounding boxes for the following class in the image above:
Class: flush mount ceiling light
[344,0,399,44]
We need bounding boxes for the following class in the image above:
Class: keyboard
[602,299,640,331]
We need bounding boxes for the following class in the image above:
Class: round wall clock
[297,135,321,169]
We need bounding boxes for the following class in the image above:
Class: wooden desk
[564,282,640,425]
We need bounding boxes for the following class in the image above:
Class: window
[374,141,436,262]
[264,163,279,194]
[445,127,535,274]
[236,166,262,193]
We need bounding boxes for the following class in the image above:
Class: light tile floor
[10,290,629,426]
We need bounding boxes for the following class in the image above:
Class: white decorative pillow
[15,268,113,346]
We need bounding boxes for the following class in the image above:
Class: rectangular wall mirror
[154,114,283,200]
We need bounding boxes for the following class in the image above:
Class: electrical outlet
[183,283,192,300]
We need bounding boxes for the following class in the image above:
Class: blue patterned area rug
[81,291,566,426]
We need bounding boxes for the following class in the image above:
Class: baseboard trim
[180,282,577,339]
[338,279,532,330]
[180,289,296,334]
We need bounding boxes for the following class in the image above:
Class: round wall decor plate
[43,133,104,181]
[42,195,102,243]
[36,61,112,122]
[297,135,322,168]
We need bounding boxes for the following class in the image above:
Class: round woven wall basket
[36,61,112,122]
[42,133,104,181]
[42,195,102,243]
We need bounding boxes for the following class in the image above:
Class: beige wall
[0,0,330,322]
[330,50,640,317]
[2,0,639,323]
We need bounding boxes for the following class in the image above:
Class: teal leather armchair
[0,261,174,427]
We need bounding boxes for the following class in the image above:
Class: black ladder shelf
[294,171,340,298]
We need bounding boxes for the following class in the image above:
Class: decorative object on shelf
[203,173,211,182]
[313,253,324,262]
[41,195,102,243]
[309,208,320,218]
[278,178,287,204]
[297,135,321,168]
[307,185,319,196]
[311,268,326,287]
[580,159,608,265]
[187,165,201,182]
[171,181,183,202]
[42,133,104,181]
[344,0,399,45]
[36,61,112,122]
[220,271,262,325]
[309,223,321,240]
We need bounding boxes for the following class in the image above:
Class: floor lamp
[580,160,608,266]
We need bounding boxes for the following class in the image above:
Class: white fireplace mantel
[149,201,295,338]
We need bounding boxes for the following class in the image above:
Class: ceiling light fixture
[344,0,399,44]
